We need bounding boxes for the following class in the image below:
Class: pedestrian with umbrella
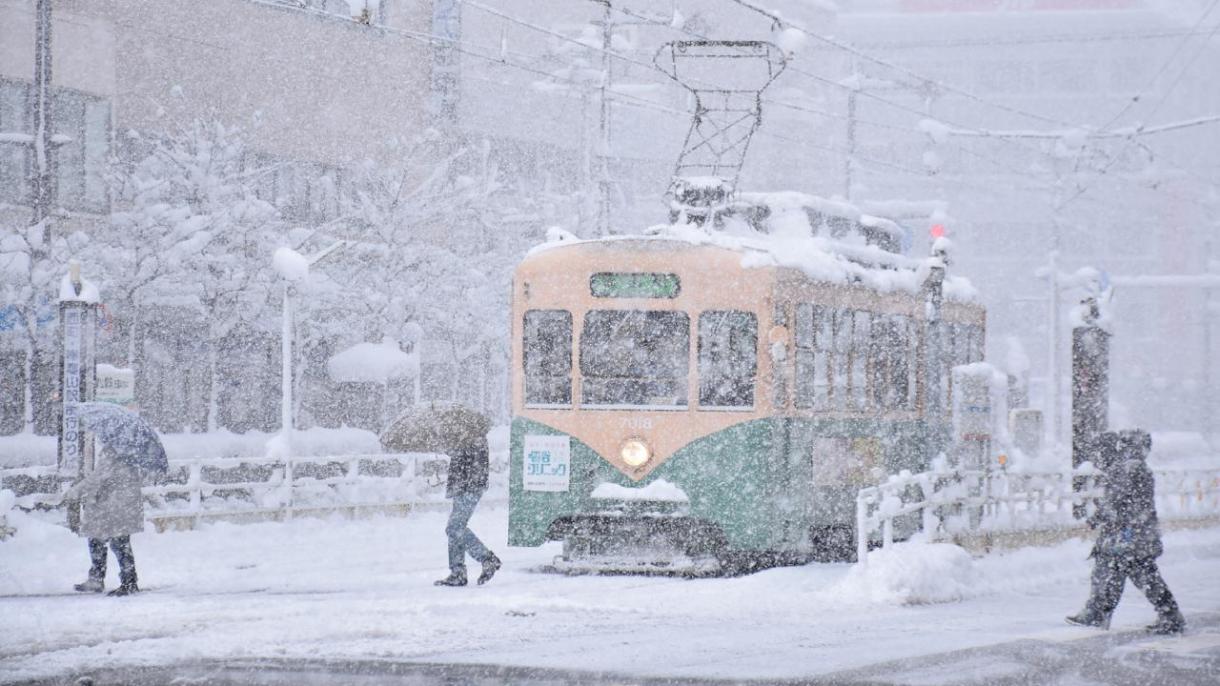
[381,403,501,587]
[64,402,168,597]
[1066,429,1186,634]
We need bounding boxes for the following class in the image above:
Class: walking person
[434,409,501,587]
[65,446,145,596]
[1067,429,1185,634]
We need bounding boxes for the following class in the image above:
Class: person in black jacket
[435,434,501,587]
[1067,429,1185,634]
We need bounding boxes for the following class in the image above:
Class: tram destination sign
[590,272,680,299]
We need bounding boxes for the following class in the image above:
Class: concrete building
[0,0,441,434]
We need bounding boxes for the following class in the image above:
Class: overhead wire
[459,1,1210,208]
[1094,0,1220,133]
[1056,10,1220,209]
[128,1,1203,211]
[611,3,1061,180]
[718,0,1220,205]
[723,0,1081,128]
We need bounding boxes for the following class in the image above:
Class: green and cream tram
[507,225,984,570]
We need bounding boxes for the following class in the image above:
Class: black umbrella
[380,403,490,455]
[74,402,169,473]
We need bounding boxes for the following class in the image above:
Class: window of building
[580,310,689,408]
[0,80,27,206]
[246,153,343,224]
[0,79,109,212]
[523,309,571,406]
[698,310,756,408]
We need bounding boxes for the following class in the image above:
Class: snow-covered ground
[2,504,1218,684]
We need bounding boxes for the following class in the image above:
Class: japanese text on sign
[523,434,571,492]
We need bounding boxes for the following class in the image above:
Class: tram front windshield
[580,310,689,408]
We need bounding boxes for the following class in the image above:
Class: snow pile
[0,427,410,469]
[591,478,690,503]
[0,489,14,539]
[327,338,419,384]
[0,434,59,469]
[774,27,808,55]
[163,426,383,460]
[1149,432,1214,469]
[272,246,310,282]
[57,272,100,304]
[264,432,290,461]
[829,541,977,605]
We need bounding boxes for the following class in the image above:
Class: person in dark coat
[1067,429,1185,634]
[435,436,501,587]
[64,447,144,596]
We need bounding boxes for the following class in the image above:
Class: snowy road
[2,506,1219,684]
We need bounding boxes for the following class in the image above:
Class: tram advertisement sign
[523,435,571,492]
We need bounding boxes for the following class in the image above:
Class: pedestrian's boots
[1065,612,1185,634]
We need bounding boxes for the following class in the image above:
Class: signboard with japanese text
[96,364,136,409]
[523,434,571,492]
[58,302,96,476]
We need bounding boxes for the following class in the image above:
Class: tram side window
[581,310,690,408]
[832,309,852,410]
[850,310,872,410]
[905,317,919,411]
[966,324,985,363]
[698,310,757,408]
[795,304,833,409]
[794,304,833,410]
[523,310,572,406]
[939,323,954,413]
[872,314,912,410]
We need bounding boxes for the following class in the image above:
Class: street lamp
[271,241,346,458]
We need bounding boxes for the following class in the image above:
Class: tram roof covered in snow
[528,213,979,304]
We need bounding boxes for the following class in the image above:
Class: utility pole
[1046,249,1061,449]
[594,0,612,236]
[1206,236,1218,445]
[844,88,857,201]
[29,0,54,239]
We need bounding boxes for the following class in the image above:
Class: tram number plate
[523,435,571,492]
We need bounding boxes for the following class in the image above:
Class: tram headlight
[620,438,651,468]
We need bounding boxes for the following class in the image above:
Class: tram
[507,198,985,571]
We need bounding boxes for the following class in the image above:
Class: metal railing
[2,453,453,529]
[856,465,1220,563]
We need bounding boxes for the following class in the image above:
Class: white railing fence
[856,466,1220,562]
[2,453,453,529]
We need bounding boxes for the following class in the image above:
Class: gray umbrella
[74,402,169,473]
[380,403,490,455]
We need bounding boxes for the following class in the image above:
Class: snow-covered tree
[297,132,523,421]
[0,219,90,432]
[99,118,284,430]
[310,133,502,342]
